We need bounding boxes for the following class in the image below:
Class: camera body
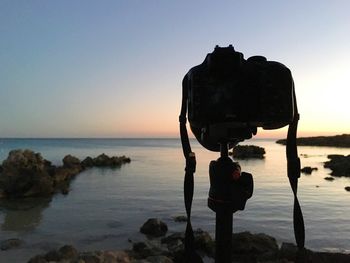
[184,45,295,151]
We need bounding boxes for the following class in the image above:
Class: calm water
[0,138,349,262]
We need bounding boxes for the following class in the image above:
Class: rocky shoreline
[23,218,350,263]
[0,149,130,199]
[276,134,350,147]
[299,154,350,191]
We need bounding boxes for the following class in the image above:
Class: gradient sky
[0,1,349,138]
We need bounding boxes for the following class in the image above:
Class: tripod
[208,143,254,263]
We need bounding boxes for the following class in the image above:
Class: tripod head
[208,143,253,214]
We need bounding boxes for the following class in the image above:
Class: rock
[324,177,335,181]
[161,233,184,254]
[0,238,24,250]
[110,156,130,166]
[133,242,154,258]
[81,156,94,167]
[279,242,298,261]
[113,251,132,262]
[276,134,350,147]
[92,154,131,167]
[79,251,102,263]
[324,154,350,177]
[53,166,79,182]
[140,218,168,237]
[62,154,81,168]
[132,240,168,259]
[194,228,215,256]
[301,166,318,174]
[0,149,54,197]
[231,145,265,159]
[33,245,79,262]
[44,249,61,261]
[59,244,79,260]
[102,250,131,263]
[28,247,131,263]
[231,231,279,261]
[161,229,214,258]
[172,215,187,222]
[145,255,173,263]
[345,186,350,192]
[28,255,47,263]
[93,153,112,166]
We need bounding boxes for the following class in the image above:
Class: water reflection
[0,197,51,232]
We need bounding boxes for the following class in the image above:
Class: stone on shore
[231,231,279,261]
[324,154,350,177]
[345,186,350,192]
[230,145,265,159]
[301,166,318,174]
[140,218,168,237]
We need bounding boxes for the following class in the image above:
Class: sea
[0,138,349,262]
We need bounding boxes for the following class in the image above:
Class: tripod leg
[215,210,233,263]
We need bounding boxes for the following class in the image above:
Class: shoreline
[19,218,350,263]
[276,134,350,148]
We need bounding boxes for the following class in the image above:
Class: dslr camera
[183,45,296,151]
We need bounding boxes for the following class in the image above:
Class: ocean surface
[0,138,349,262]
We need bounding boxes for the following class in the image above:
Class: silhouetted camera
[183,45,295,151]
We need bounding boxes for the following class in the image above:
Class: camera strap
[179,76,203,263]
[286,85,305,249]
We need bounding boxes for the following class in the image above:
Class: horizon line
[0,136,282,140]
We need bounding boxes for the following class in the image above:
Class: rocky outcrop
[27,217,350,263]
[301,166,318,174]
[276,134,350,147]
[0,149,131,198]
[230,145,265,159]
[324,154,350,177]
[81,154,130,168]
[0,150,55,198]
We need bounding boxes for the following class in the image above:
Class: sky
[0,0,349,138]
